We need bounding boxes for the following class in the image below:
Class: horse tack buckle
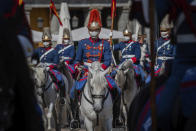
[70,119,80,130]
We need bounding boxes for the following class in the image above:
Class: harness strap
[157,40,170,52]
[96,114,99,126]
[58,44,72,54]
[40,48,54,62]
[43,81,53,91]
[122,41,134,54]
[99,39,104,62]
[83,91,94,105]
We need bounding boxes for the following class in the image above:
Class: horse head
[115,59,135,89]
[31,65,48,89]
[87,62,110,113]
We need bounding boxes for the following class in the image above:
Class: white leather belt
[84,62,92,67]
[84,62,103,67]
[157,56,174,60]
[61,56,72,60]
[122,55,135,59]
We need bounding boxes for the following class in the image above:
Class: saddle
[48,70,63,90]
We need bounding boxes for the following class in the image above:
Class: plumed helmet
[63,28,70,39]
[42,27,52,41]
[87,9,102,30]
[160,15,172,32]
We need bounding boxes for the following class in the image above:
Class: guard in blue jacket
[33,28,65,103]
[112,27,144,87]
[154,26,175,75]
[70,9,122,128]
[130,0,196,130]
[113,28,141,64]
[55,28,75,64]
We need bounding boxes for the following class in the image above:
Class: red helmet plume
[88,9,102,30]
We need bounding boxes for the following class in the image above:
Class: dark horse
[0,17,43,131]
[128,60,196,131]
[127,61,180,131]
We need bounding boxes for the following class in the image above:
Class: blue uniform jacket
[55,44,75,63]
[34,47,59,64]
[74,37,111,67]
[155,37,175,58]
[114,40,141,64]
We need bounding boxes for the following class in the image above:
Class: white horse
[115,60,139,128]
[80,62,113,131]
[31,65,69,131]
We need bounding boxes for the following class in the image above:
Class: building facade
[24,0,136,34]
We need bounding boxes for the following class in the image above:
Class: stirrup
[60,98,66,105]
[70,119,80,129]
[113,118,124,128]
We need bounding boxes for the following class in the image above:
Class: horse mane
[87,62,108,88]
[32,67,47,87]
[116,60,135,87]
[58,62,73,93]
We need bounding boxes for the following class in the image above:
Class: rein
[82,83,109,126]
[43,71,53,91]
[82,88,109,106]
[43,81,53,91]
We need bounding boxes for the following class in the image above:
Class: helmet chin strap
[91,36,98,39]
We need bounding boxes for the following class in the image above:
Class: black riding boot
[112,89,124,128]
[70,92,80,129]
[48,71,66,104]
[59,82,66,105]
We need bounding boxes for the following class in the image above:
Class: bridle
[83,84,109,106]
[82,77,109,126]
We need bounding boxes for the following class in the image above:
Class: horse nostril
[94,106,102,113]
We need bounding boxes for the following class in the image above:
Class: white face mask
[43,42,50,47]
[124,36,130,41]
[160,32,169,38]
[89,31,99,38]
[63,39,69,44]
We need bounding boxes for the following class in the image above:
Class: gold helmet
[138,31,147,40]
[42,27,52,41]
[88,21,101,30]
[123,25,132,36]
[87,9,102,31]
[63,28,70,39]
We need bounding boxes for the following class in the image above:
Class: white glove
[32,59,38,65]
[44,63,53,66]
[109,31,113,38]
[60,57,65,63]
[45,67,50,71]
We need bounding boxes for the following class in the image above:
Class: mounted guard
[55,28,75,65]
[154,25,176,76]
[138,33,150,70]
[69,9,122,129]
[33,27,66,103]
[129,0,196,130]
[112,26,146,87]
[113,26,141,64]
